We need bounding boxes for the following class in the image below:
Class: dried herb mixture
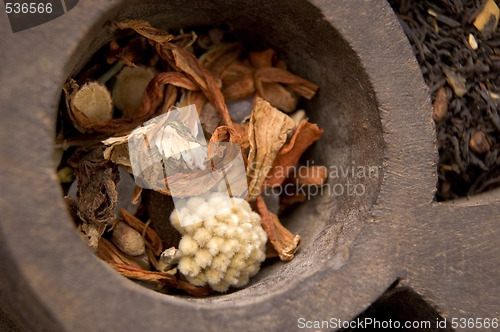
[55,20,324,295]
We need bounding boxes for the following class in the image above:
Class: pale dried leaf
[246,98,295,200]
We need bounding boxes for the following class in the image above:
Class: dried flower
[265,119,323,187]
[255,196,300,261]
[246,97,296,200]
[170,194,267,292]
[111,221,146,256]
[64,80,113,133]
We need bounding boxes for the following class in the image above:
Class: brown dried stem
[255,196,301,261]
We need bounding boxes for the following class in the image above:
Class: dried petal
[249,49,276,68]
[246,98,295,200]
[433,86,449,122]
[138,72,199,118]
[114,20,174,45]
[112,66,157,119]
[255,196,300,261]
[264,119,323,187]
[255,67,319,100]
[75,147,120,225]
[199,42,242,77]
[257,82,298,113]
[115,20,235,130]
[200,103,222,135]
[119,208,163,256]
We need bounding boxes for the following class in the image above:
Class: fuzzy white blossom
[171,193,267,292]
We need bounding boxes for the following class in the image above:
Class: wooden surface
[0,0,498,331]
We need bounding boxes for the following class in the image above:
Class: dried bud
[157,247,180,272]
[433,87,449,122]
[111,221,145,256]
[64,80,113,133]
[470,130,490,154]
[112,65,156,119]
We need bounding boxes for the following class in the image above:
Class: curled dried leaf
[256,196,300,261]
[222,64,256,101]
[209,125,244,146]
[138,72,199,118]
[264,119,323,187]
[199,42,243,77]
[114,20,174,45]
[246,98,295,200]
[257,82,298,113]
[249,49,276,68]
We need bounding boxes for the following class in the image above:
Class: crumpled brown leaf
[264,119,323,187]
[115,20,236,133]
[209,125,244,146]
[246,97,295,200]
[257,82,298,113]
[139,72,199,117]
[73,146,120,225]
[249,49,317,113]
[255,195,300,261]
[249,49,276,69]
